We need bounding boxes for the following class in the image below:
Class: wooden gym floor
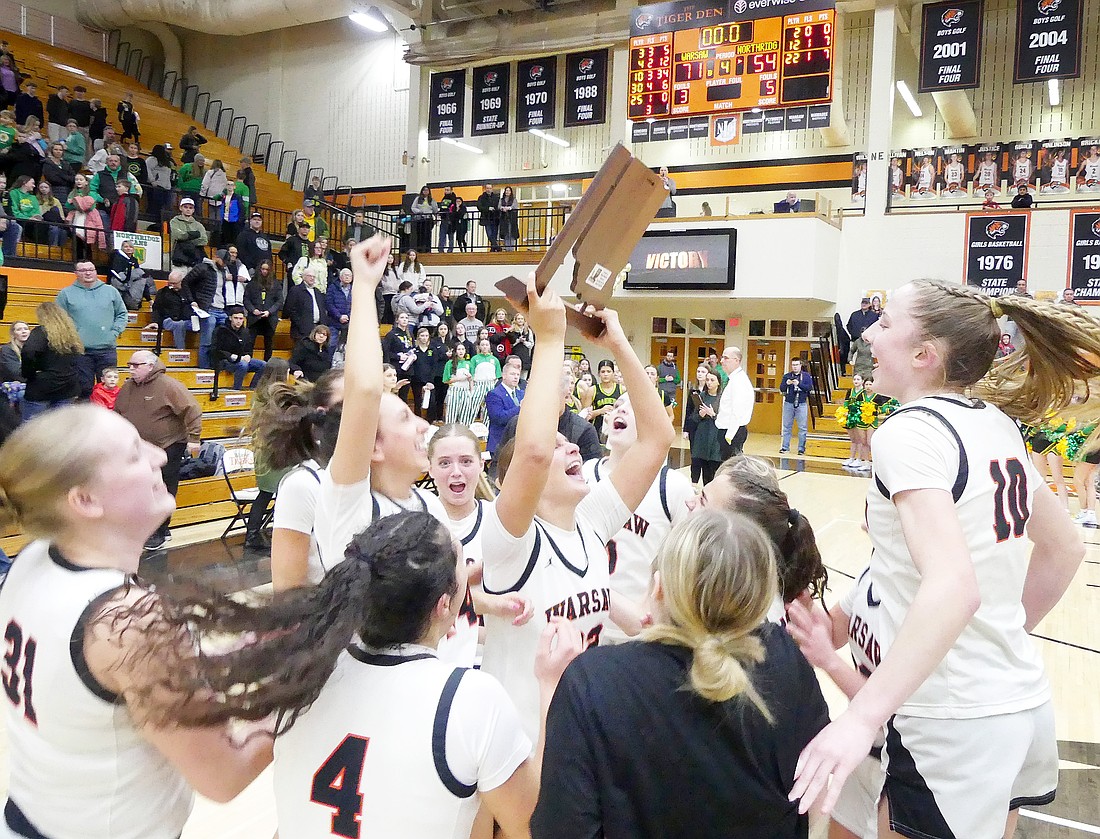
[0,435,1095,838]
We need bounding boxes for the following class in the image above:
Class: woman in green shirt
[442,341,478,424]
[8,176,45,244]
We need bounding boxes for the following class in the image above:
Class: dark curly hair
[107,512,458,734]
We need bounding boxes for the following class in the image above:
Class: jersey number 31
[2,620,37,726]
[312,734,369,838]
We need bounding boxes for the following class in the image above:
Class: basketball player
[588,359,622,438]
[789,281,1089,839]
[1077,145,1100,191]
[942,154,965,196]
[853,162,867,198]
[0,406,273,839]
[975,151,1000,194]
[582,393,695,642]
[889,158,904,196]
[1013,149,1034,190]
[913,156,935,197]
[427,423,534,668]
[1042,149,1070,193]
[482,279,676,738]
[312,235,448,570]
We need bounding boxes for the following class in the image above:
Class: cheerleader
[789,280,1088,839]
[480,278,676,738]
[836,373,872,471]
[1068,420,1100,527]
[1025,417,1071,511]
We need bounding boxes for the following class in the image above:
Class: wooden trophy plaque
[495,143,667,337]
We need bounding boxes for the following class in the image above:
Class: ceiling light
[551,183,567,193]
[350,10,388,31]
[529,128,570,148]
[441,137,484,154]
[895,80,922,117]
[1048,78,1061,106]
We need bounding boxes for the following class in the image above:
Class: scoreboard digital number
[628,9,834,120]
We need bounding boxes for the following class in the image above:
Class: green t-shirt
[0,125,15,153]
[9,189,41,220]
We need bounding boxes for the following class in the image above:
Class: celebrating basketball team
[0,233,1088,839]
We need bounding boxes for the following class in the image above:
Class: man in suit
[485,358,524,458]
[284,267,328,343]
[454,280,489,324]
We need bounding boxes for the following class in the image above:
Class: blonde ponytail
[642,511,778,721]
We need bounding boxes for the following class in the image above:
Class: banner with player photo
[1074,138,1100,192]
[1007,140,1038,192]
[851,152,867,204]
[1068,210,1100,303]
[1038,139,1073,193]
[964,212,1030,296]
[969,142,1002,196]
[910,147,941,199]
[889,151,910,200]
[939,145,969,197]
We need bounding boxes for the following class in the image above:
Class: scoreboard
[628,8,835,120]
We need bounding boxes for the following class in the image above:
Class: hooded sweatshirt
[114,361,202,449]
[54,279,128,350]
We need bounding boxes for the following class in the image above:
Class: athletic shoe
[1076,510,1096,526]
[779,448,789,453]
[855,460,872,471]
[143,532,170,551]
[798,450,806,456]
[842,457,857,466]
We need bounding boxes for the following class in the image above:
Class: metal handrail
[279,148,296,182]
[254,132,272,164]
[240,124,258,158]
[202,98,221,130]
[125,47,142,78]
[228,115,246,147]
[182,84,199,118]
[215,107,234,140]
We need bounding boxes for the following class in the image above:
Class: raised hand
[349,234,392,288]
[523,272,566,341]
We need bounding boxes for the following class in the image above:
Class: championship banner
[1013,0,1082,83]
[516,57,558,131]
[564,50,608,127]
[919,0,984,92]
[1074,137,1100,192]
[471,64,510,136]
[970,142,1002,195]
[939,145,969,197]
[427,70,466,140]
[910,147,941,199]
[1038,138,1072,193]
[1067,210,1100,303]
[964,212,1029,296]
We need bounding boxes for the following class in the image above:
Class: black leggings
[691,458,720,485]
[246,490,274,535]
[251,319,276,360]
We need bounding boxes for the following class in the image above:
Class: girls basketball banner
[964,212,1029,296]
[1067,211,1100,303]
[919,0,984,92]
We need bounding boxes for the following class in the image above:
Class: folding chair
[220,447,260,540]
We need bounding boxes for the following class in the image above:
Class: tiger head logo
[529,65,544,79]
[485,71,498,85]
[635,13,652,29]
[1037,0,1061,14]
[441,77,454,91]
[941,7,964,25]
[579,58,595,73]
[1091,218,1100,238]
[986,221,1010,239]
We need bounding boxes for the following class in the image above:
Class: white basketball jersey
[275,647,530,839]
[1049,159,1069,185]
[437,500,490,667]
[480,480,629,739]
[841,567,882,677]
[1014,158,1032,183]
[273,460,323,583]
[0,541,192,839]
[891,166,903,190]
[866,396,1049,719]
[917,165,934,191]
[857,169,867,193]
[944,162,964,186]
[1084,159,1100,181]
[977,161,998,187]
[315,470,449,574]
[582,459,694,642]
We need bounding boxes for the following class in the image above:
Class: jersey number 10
[990,458,1029,542]
[312,734,369,838]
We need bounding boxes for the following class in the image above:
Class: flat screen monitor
[622,229,736,291]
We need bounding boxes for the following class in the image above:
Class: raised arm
[591,308,676,512]
[495,273,565,537]
[329,235,390,486]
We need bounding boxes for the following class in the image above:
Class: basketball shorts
[831,749,885,839]
[882,701,1057,839]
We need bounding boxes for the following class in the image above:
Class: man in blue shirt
[779,358,812,456]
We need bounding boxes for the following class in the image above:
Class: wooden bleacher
[4,31,306,212]
[0,266,295,556]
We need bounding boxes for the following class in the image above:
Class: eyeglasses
[128,362,151,368]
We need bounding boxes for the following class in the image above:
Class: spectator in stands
[285,209,306,236]
[93,151,141,233]
[123,141,147,189]
[200,158,228,213]
[499,185,519,251]
[179,125,206,163]
[169,196,208,267]
[0,109,16,154]
[108,239,155,310]
[396,247,425,288]
[326,266,353,331]
[90,366,120,410]
[14,81,42,128]
[182,255,219,367]
[454,279,489,323]
[45,85,69,143]
[415,283,444,330]
[3,126,43,183]
[236,155,257,205]
[145,144,176,223]
[293,239,330,293]
[56,260,128,396]
[85,134,113,173]
[1011,184,1034,209]
[500,369,603,463]
[1060,287,1081,306]
[301,199,329,242]
[437,284,456,325]
[116,92,140,147]
[151,267,198,350]
[216,177,247,247]
[379,250,401,324]
[487,308,512,365]
[485,359,524,457]
[0,320,29,408]
[347,209,375,242]
[236,211,271,270]
[449,195,469,252]
[656,166,677,218]
[92,125,115,155]
[115,349,202,550]
[176,153,207,213]
[477,183,500,251]
[457,301,484,335]
[507,312,534,376]
[243,259,282,360]
[8,175,45,242]
[656,349,680,406]
[21,301,83,420]
[329,237,355,277]
[279,219,312,273]
[981,188,1000,211]
[290,324,333,383]
[64,172,105,260]
[284,266,328,343]
[304,175,323,204]
[68,86,91,148]
[88,98,108,147]
[61,121,85,167]
[0,56,15,113]
[210,247,249,329]
[382,310,414,373]
[109,177,139,233]
[34,181,66,246]
[845,296,878,343]
[410,185,437,252]
[406,326,442,420]
[214,305,265,390]
[436,186,457,252]
[43,142,76,205]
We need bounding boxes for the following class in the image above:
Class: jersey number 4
[990,458,1029,542]
[1,620,37,725]
[312,734,369,838]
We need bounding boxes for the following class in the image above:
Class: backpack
[179,440,226,480]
